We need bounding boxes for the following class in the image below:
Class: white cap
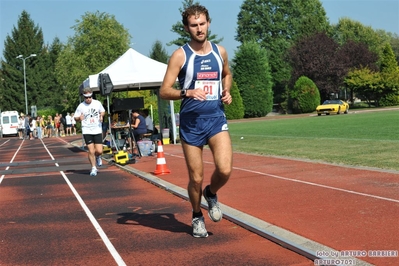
[83,92,93,97]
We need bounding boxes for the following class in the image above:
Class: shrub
[379,93,399,107]
[289,76,320,113]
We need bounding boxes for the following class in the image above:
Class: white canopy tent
[80,48,178,144]
[81,48,169,91]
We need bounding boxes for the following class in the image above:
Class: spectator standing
[24,114,30,139]
[59,114,66,137]
[36,116,43,139]
[29,116,36,140]
[40,115,46,138]
[71,113,77,135]
[46,115,54,137]
[18,115,25,139]
[65,112,72,136]
[54,113,60,137]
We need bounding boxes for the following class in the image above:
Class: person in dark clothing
[130,110,147,141]
[59,113,66,137]
[24,114,31,139]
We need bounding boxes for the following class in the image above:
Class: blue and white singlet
[178,41,225,118]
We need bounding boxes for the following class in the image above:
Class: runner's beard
[190,30,208,43]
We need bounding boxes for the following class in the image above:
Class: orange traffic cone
[153,140,171,175]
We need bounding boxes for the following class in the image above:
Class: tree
[26,37,65,111]
[380,43,399,74]
[232,41,273,117]
[149,40,169,64]
[147,40,171,124]
[344,44,399,107]
[344,67,382,106]
[236,0,330,103]
[331,18,388,60]
[55,11,131,112]
[288,32,378,102]
[0,10,44,113]
[338,40,379,102]
[379,43,399,106]
[224,81,244,119]
[338,40,379,71]
[387,33,399,64]
[289,32,341,101]
[167,0,223,47]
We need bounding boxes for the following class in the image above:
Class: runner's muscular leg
[181,140,204,213]
[208,131,233,194]
[94,143,103,157]
[86,143,96,168]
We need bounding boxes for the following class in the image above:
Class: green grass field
[228,109,399,171]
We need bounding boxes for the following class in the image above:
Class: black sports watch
[180,89,187,98]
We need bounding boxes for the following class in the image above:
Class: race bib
[195,80,220,101]
[87,117,97,124]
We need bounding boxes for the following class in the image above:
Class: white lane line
[233,166,399,204]
[9,139,25,166]
[60,171,126,266]
[0,139,10,146]
[0,139,25,184]
[41,139,126,265]
[40,138,55,161]
[169,153,399,204]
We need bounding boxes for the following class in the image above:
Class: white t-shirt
[18,118,25,129]
[73,99,105,135]
[29,119,36,130]
[65,114,72,125]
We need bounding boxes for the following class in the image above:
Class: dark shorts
[180,115,228,146]
[83,133,103,145]
[66,124,72,128]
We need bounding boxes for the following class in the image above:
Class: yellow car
[316,100,349,116]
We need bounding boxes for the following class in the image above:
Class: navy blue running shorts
[179,115,229,146]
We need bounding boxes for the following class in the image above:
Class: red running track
[0,136,314,266]
[128,141,399,266]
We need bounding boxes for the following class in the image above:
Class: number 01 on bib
[195,80,220,101]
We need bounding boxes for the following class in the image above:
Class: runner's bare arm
[219,45,233,105]
[160,49,185,100]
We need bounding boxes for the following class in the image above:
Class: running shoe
[192,216,208,238]
[203,185,222,222]
[90,168,98,176]
[96,156,102,167]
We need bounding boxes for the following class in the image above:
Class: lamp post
[16,54,36,115]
